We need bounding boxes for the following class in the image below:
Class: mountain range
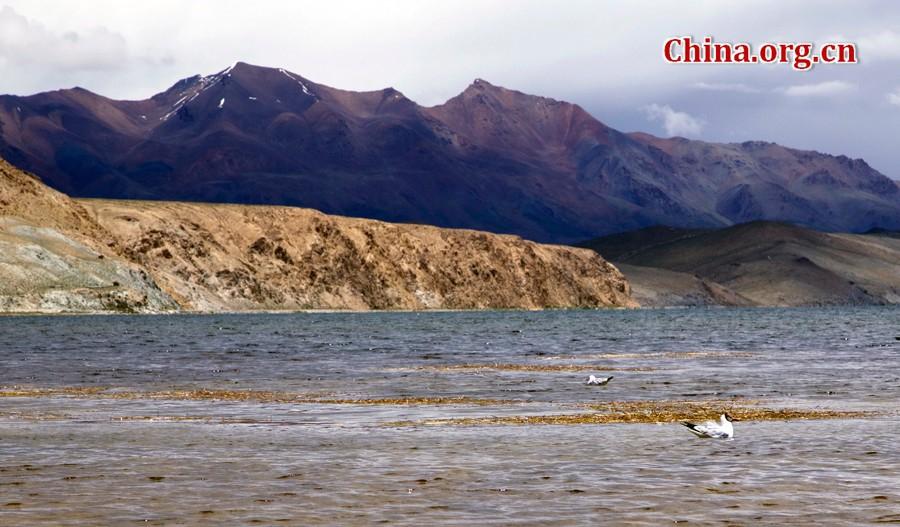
[1,61,898,243]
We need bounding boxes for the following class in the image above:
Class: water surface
[1,308,898,525]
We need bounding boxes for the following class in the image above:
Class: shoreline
[1,304,898,317]
[0,306,631,317]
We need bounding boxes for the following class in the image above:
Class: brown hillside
[0,158,177,313]
[0,157,109,244]
[82,200,635,311]
[584,221,900,306]
[0,155,634,312]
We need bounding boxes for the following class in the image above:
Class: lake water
[1,308,899,525]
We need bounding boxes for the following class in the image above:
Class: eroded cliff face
[0,159,178,313]
[0,217,178,313]
[1,157,635,313]
[83,200,635,311]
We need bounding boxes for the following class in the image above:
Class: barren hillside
[1,156,634,313]
[583,222,900,307]
[0,158,178,313]
[83,200,634,311]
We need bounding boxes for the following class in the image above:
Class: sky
[0,0,898,177]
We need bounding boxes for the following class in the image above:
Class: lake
[1,308,898,525]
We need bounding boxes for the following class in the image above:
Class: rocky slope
[0,157,634,313]
[1,62,898,243]
[0,216,178,313]
[81,199,633,311]
[0,158,178,313]
[612,263,755,308]
[582,222,900,307]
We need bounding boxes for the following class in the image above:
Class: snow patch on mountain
[278,68,315,97]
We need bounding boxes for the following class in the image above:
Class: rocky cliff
[0,158,177,313]
[0,157,634,313]
[82,199,634,311]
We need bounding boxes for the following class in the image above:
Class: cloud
[642,104,704,137]
[782,80,856,97]
[0,6,127,72]
[858,30,900,61]
[888,88,900,107]
[693,82,761,94]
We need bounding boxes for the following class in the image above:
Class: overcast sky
[1,0,898,176]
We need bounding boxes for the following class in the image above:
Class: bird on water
[682,413,735,439]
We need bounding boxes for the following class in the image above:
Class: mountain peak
[463,78,503,94]
[423,78,610,157]
[225,61,274,76]
[455,79,567,110]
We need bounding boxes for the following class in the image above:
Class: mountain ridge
[2,61,898,242]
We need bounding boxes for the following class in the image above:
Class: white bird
[585,374,613,386]
[681,413,735,439]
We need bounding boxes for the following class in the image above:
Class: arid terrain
[582,222,900,307]
[7,148,900,312]
[0,157,177,313]
[0,157,634,313]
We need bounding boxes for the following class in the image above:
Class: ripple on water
[0,308,899,525]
